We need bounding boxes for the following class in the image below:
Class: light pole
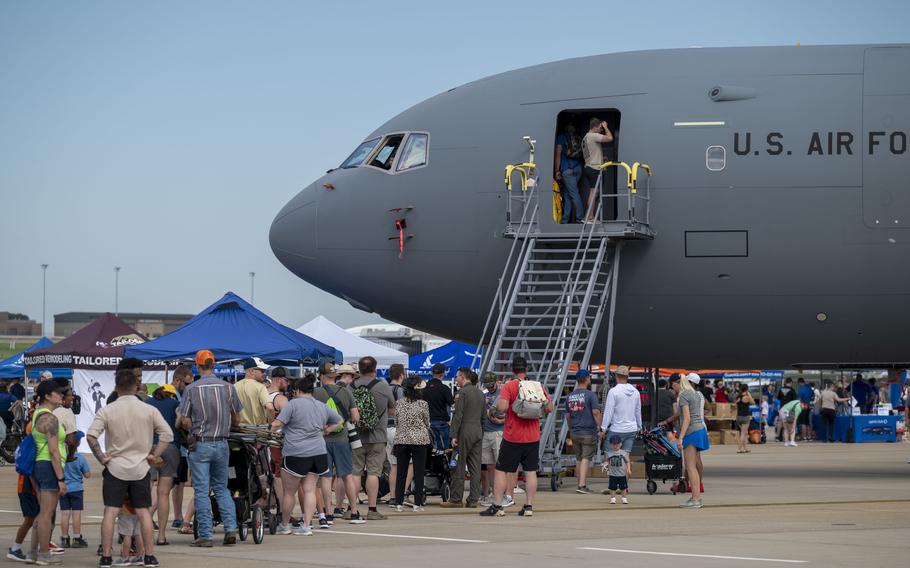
[249,272,256,305]
[40,264,48,337]
[114,266,121,315]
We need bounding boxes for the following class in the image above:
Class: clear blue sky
[1,0,907,333]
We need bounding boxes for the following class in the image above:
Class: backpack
[351,379,381,434]
[15,408,48,477]
[511,380,548,420]
[564,132,583,160]
[323,385,347,433]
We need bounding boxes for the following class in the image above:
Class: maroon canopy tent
[24,313,151,371]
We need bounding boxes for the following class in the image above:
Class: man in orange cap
[177,350,243,547]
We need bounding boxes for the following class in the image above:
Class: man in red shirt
[480,357,552,518]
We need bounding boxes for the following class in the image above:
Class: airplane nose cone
[269,187,318,272]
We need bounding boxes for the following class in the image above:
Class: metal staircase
[475,137,653,483]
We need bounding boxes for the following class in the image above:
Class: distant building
[55,312,192,338]
[0,312,42,336]
[346,323,447,356]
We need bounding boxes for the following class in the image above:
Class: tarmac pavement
[0,441,907,567]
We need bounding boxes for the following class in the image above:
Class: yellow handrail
[504,162,536,192]
[595,161,633,190]
[631,162,652,193]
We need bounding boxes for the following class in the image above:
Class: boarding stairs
[475,138,653,486]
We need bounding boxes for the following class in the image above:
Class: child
[60,450,91,548]
[602,435,631,505]
[7,474,38,562]
[761,396,770,435]
[115,498,143,567]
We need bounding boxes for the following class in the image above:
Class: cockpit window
[339,138,380,169]
[396,133,428,171]
[369,134,404,170]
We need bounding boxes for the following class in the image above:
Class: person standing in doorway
[554,122,585,223]
[579,118,614,221]
[565,370,601,494]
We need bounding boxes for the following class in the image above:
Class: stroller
[193,432,276,544]
[640,426,683,495]
[421,447,454,503]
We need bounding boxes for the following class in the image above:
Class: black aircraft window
[396,133,428,171]
[369,134,405,170]
[340,138,381,169]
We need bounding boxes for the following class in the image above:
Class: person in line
[87,369,171,568]
[385,364,408,507]
[0,383,19,442]
[271,375,342,535]
[657,375,681,431]
[775,378,797,441]
[579,118,614,222]
[391,376,431,512]
[677,373,709,509]
[168,366,193,532]
[59,448,90,549]
[761,395,770,439]
[234,358,273,425]
[734,384,755,454]
[819,381,850,443]
[480,357,552,518]
[780,398,811,447]
[599,366,641,454]
[265,367,290,511]
[554,122,585,223]
[442,368,485,508]
[116,359,147,400]
[699,379,715,404]
[313,365,364,524]
[713,380,730,404]
[350,356,396,520]
[480,373,514,507]
[564,370,601,494]
[603,435,631,504]
[28,381,69,565]
[796,378,814,441]
[423,363,454,451]
[176,350,242,548]
[145,384,181,546]
[51,379,78,462]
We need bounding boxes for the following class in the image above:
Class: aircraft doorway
[553,109,621,225]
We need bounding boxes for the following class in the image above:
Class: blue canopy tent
[124,292,342,364]
[408,341,481,379]
[0,338,72,379]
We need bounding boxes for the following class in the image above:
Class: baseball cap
[609,435,622,444]
[615,365,630,377]
[161,384,177,396]
[686,372,702,384]
[431,363,446,375]
[576,369,591,380]
[335,364,357,375]
[195,349,215,367]
[243,357,269,371]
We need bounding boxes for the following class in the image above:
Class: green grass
[0,339,43,361]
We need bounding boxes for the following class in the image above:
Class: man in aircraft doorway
[554,123,585,224]
[579,118,615,222]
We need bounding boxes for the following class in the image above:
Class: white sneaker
[513,487,525,494]
[413,506,425,512]
[275,523,292,535]
[621,497,629,505]
[293,524,313,536]
[502,495,515,508]
[609,497,617,504]
[791,441,798,447]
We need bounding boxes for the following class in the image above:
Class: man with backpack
[314,362,364,525]
[480,357,552,518]
[350,356,396,520]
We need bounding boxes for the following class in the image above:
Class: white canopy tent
[297,315,408,368]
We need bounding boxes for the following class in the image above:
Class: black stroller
[640,426,683,495]
[193,433,276,543]
[421,447,454,503]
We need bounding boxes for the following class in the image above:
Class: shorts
[386,427,397,466]
[151,444,180,480]
[797,409,811,425]
[117,513,141,537]
[102,469,152,509]
[323,442,353,478]
[781,409,796,424]
[608,475,628,491]
[282,454,329,478]
[18,478,39,518]
[682,428,710,452]
[176,455,189,484]
[736,416,752,427]
[495,440,539,473]
[269,446,282,478]
[352,442,386,477]
[34,461,60,492]
[571,433,597,461]
[482,431,503,465]
[59,490,84,511]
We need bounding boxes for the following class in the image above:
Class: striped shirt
[177,376,243,440]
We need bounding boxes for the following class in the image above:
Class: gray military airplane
[270,45,910,369]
